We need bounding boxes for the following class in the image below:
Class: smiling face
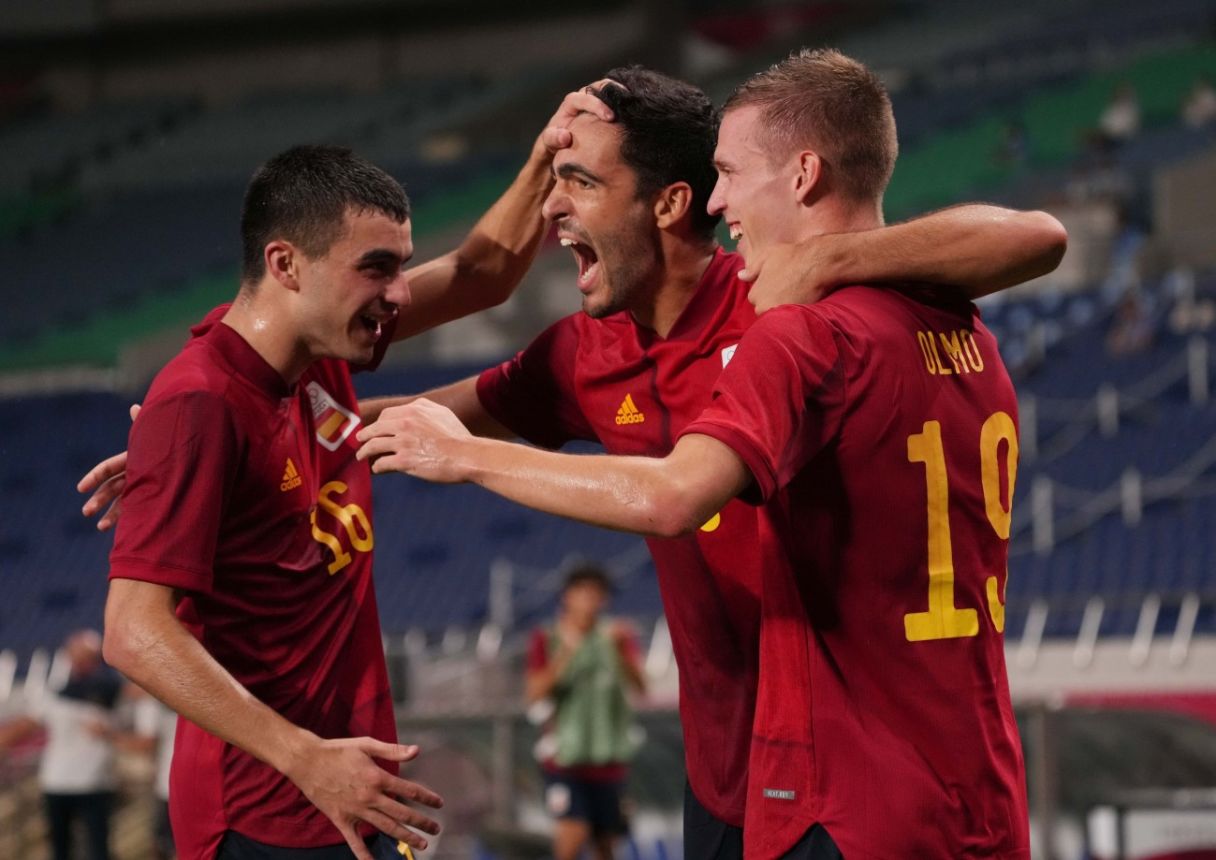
[542,113,661,319]
[295,209,413,365]
[707,105,801,270]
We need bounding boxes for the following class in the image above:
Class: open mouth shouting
[560,234,601,292]
[354,306,397,342]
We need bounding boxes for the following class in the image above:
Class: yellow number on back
[904,421,980,641]
[904,412,1016,641]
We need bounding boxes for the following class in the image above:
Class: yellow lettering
[938,330,967,374]
[960,330,985,372]
[927,333,953,375]
[916,332,938,375]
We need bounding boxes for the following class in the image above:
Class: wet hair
[723,48,898,202]
[594,66,721,239]
[240,144,410,285]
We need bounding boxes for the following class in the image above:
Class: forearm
[825,205,1067,298]
[394,148,553,339]
[443,438,715,538]
[360,377,511,439]
[525,652,573,703]
[103,583,311,776]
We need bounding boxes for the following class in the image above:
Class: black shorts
[215,830,410,859]
[682,782,844,860]
[542,771,628,837]
[683,782,743,860]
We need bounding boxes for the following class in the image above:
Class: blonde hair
[724,48,898,202]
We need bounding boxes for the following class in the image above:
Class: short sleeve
[526,628,550,672]
[681,306,847,502]
[109,390,239,594]
[476,316,596,448]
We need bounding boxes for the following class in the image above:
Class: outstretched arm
[104,579,442,859]
[740,204,1067,311]
[393,85,615,339]
[355,399,749,538]
[80,377,512,531]
[359,375,511,439]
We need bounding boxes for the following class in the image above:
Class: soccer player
[357,50,1033,859]
[95,83,613,860]
[84,70,1059,859]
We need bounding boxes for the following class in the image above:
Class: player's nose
[386,272,411,310]
[541,184,568,222]
[707,177,727,216]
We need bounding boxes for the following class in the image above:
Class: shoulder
[144,339,235,406]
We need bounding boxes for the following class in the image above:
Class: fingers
[371,795,441,838]
[77,451,129,494]
[355,436,396,464]
[129,403,141,422]
[337,824,376,860]
[96,498,124,533]
[81,475,125,517]
[381,773,444,810]
[361,739,419,763]
[363,809,431,852]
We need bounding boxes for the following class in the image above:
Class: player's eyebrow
[357,249,408,267]
[554,162,603,185]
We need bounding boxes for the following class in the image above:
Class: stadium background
[1,0,1215,857]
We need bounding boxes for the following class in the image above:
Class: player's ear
[793,150,822,205]
[654,182,693,230]
[264,240,301,292]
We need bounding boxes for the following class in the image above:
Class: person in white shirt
[0,630,125,860]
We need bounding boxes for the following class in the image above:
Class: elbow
[1026,210,1068,276]
[101,618,136,678]
[101,590,154,680]
[645,484,711,539]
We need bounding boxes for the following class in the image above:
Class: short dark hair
[561,562,615,595]
[594,67,720,239]
[240,145,410,285]
[724,48,898,203]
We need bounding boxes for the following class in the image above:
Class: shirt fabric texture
[479,249,761,827]
[109,307,396,859]
[682,287,1030,860]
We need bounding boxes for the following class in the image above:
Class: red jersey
[684,287,1030,859]
[109,309,396,859]
[478,248,760,826]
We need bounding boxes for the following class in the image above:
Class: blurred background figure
[0,629,123,860]
[1096,82,1142,150]
[526,564,647,860]
[1182,75,1216,128]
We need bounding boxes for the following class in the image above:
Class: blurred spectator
[130,688,178,860]
[1182,76,1216,128]
[1106,291,1155,355]
[525,564,647,860]
[0,630,124,860]
[1096,82,1141,150]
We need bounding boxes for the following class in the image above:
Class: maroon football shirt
[478,248,760,826]
[683,287,1030,859]
[110,309,396,859]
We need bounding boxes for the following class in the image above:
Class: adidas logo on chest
[615,393,646,426]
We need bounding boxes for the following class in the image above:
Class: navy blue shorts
[682,782,843,859]
[542,771,628,836]
[215,830,410,859]
[683,782,742,860]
